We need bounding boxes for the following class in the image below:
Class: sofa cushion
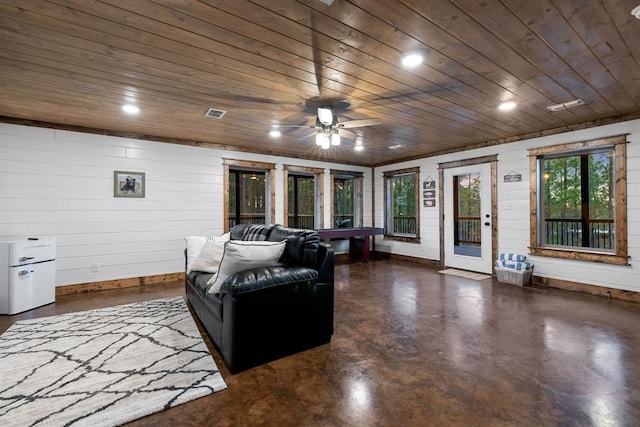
[242,223,277,241]
[220,265,319,297]
[190,239,226,273]
[207,240,286,294]
[188,271,215,295]
[185,233,230,273]
[269,226,319,268]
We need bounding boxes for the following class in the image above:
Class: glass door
[444,163,492,274]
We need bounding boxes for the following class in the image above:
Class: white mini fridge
[0,238,56,315]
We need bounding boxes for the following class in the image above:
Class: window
[529,135,627,265]
[384,167,420,241]
[224,159,275,232]
[284,165,324,229]
[454,172,481,251]
[331,170,363,228]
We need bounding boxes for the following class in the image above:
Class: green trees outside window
[384,169,419,239]
[540,150,614,251]
[229,170,266,228]
[529,135,627,265]
[334,177,354,228]
[288,174,315,229]
[454,172,481,247]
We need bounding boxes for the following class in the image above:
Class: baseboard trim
[376,251,638,304]
[54,265,638,305]
[376,251,441,269]
[55,272,185,297]
[531,276,640,304]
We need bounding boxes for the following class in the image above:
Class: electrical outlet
[92,263,100,273]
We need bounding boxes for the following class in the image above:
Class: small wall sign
[423,176,436,207]
[503,171,522,183]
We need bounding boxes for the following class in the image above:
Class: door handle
[19,256,35,262]
[18,270,34,276]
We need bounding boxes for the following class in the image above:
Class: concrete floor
[2,259,639,426]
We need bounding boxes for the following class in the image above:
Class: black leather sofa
[185,224,335,374]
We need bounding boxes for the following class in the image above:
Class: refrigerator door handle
[18,270,34,276]
[19,256,35,262]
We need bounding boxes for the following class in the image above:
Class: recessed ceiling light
[269,129,281,138]
[122,104,139,115]
[401,52,423,68]
[498,101,516,111]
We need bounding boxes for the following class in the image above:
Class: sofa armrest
[315,242,335,284]
[219,266,319,297]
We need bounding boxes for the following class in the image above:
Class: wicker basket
[496,266,532,286]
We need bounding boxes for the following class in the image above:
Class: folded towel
[499,252,527,262]
[496,260,533,271]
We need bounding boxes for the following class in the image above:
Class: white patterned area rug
[0,297,226,427]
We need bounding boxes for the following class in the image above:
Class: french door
[443,163,493,274]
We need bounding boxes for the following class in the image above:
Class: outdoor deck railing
[392,216,417,235]
[544,218,614,249]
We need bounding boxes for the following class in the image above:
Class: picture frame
[424,199,435,207]
[423,189,436,199]
[114,171,145,198]
[423,180,436,190]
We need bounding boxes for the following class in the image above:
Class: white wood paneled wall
[374,119,640,293]
[0,123,370,286]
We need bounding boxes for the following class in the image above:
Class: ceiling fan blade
[338,129,357,139]
[311,14,323,97]
[339,118,383,129]
[275,124,315,128]
[301,131,317,140]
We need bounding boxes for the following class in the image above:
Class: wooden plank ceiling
[1,0,640,166]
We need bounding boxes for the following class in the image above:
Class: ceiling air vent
[204,108,227,119]
[546,99,585,112]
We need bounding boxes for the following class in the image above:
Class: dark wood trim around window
[330,170,364,229]
[528,134,629,265]
[383,166,420,243]
[282,165,324,229]
[223,158,276,232]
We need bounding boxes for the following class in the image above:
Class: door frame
[438,155,498,273]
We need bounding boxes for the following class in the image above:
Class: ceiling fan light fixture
[401,52,423,67]
[354,144,364,152]
[331,132,340,146]
[632,5,640,19]
[318,107,333,125]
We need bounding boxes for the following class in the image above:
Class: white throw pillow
[189,240,226,273]
[214,232,230,243]
[207,240,286,294]
[185,236,207,273]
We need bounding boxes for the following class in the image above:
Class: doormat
[0,297,226,427]
[438,268,492,281]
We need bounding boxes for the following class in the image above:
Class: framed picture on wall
[114,171,145,198]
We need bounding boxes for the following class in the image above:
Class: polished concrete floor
[2,260,640,426]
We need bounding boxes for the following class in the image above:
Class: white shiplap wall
[0,123,370,286]
[374,119,640,293]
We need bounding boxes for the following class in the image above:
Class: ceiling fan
[277,106,382,149]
